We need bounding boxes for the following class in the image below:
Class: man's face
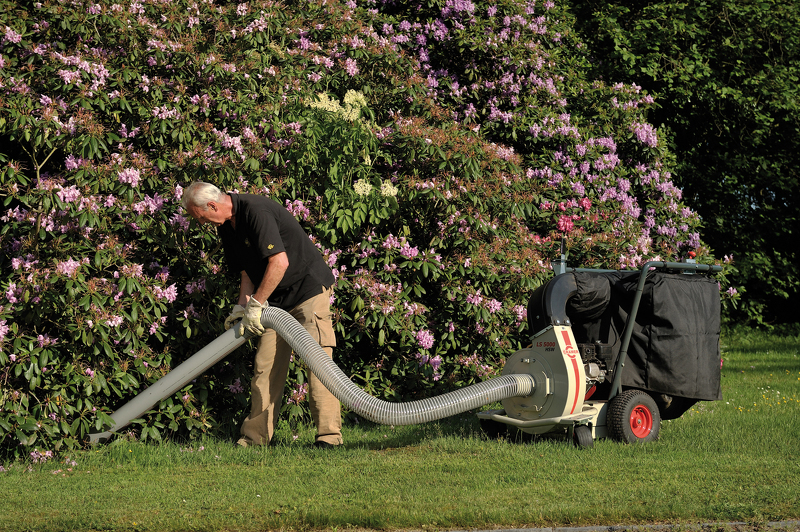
[187,202,226,227]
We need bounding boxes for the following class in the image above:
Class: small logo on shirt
[268,244,274,249]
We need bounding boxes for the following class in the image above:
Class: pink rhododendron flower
[0,320,9,343]
[56,258,84,278]
[118,168,141,187]
[344,57,359,76]
[152,284,178,303]
[228,378,244,394]
[416,329,434,349]
[557,215,574,233]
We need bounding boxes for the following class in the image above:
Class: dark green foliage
[569,0,800,326]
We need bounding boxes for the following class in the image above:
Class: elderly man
[181,181,342,448]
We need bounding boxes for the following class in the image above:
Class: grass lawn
[1,328,798,532]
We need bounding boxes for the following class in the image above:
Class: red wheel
[608,390,661,443]
[629,404,653,438]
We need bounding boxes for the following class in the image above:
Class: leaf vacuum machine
[90,260,723,448]
[478,260,723,447]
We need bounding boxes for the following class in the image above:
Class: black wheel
[608,389,661,444]
[479,418,510,440]
[572,425,594,448]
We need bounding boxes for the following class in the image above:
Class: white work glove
[238,296,267,337]
[224,304,245,330]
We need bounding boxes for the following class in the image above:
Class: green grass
[1,328,798,532]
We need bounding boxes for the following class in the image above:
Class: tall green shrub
[568,0,800,326]
[0,0,733,459]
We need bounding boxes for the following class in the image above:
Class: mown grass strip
[1,329,798,532]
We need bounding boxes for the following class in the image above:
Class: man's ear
[208,201,217,211]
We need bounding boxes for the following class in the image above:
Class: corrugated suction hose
[263,306,536,425]
[89,305,535,442]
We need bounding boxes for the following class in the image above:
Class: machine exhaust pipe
[89,306,535,443]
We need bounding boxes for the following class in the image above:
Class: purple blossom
[56,258,84,278]
[344,57,359,76]
[631,122,658,147]
[3,26,22,45]
[183,303,199,319]
[152,283,178,303]
[441,0,476,18]
[118,168,141,187]
[37,334,57,348]
[122,263,143,278]
[185,278,206,294]
[513,305,527,325]
[132,194,166,215]
[212,128,244,156]
[0,320,9,344]
[30,450,54,464]
[287,382,308,404]
[56,185,81,204]
[382,234,402,249]
[656,225,678,238]
[228,377,244,394]
[152,105,180,120]
[149,316,167,335]
[400,243,419,259]
[416,329,435,350]
[5,282,22,303]
[285,199,311,221]
[170,213,190,232]
[486,299,502,313]
[283,122,302,135]
[58,69,82,85]
[466,290,483,305]
[64,155,85,170]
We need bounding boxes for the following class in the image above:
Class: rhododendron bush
[0,0,729,457]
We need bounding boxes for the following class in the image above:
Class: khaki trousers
[240,287,343,445]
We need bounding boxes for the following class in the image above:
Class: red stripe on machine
[560,329,581,414]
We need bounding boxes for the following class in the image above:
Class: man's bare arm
[251,252,289,305]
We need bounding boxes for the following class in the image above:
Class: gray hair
[181,181,225,211]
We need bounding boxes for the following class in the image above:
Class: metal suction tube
[90,306,535,442]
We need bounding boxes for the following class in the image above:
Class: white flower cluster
[354,179,399,197]
[354,178,372,196]
[307,89,368,122]
[380,181,398,197]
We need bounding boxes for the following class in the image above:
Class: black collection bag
[566,271,722,402]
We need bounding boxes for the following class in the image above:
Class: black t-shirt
[218,193,334,310]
